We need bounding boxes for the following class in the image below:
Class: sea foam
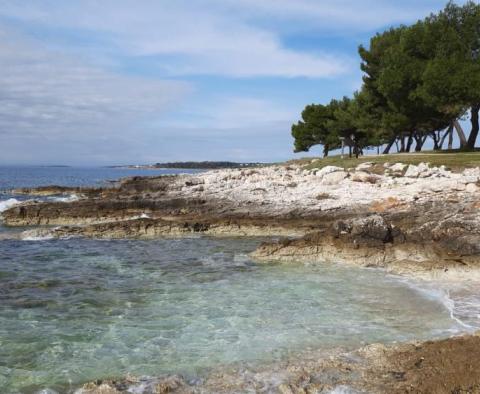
[0,198,21,213]
[49,194,79,203]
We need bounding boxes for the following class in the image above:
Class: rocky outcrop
[252,196,480,277]
[20,217,310,239]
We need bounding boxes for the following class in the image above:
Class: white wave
[20,228,55,241]
[22,234,54,241]
[0,198,21,213]
[386,274,478,331]
[33,388,59,394]
[49,194,79,202]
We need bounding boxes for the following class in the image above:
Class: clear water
[0,237,462,393]
[0,167,476,393]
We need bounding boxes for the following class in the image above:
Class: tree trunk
[382,137,395,154]
[348,145,352,158]
[405,132,414,152]
[414,134,426,152]
[431,131,440,150]
[448,124,454,150]
[467,104,480,149]
[454,120,468,148]
[323,144,329,158]
[399,136,406,152]
[439,126,452,150]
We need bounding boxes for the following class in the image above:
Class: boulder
[418,164,433,178]
[389,163,407,173]
[404,163,431,178]
[356,162,374,171]
[452,182,466,191]
[404,164,420,178]
[321,171,348,185]
[315,165,344,178]
[351,171,381,184]
[466,183,478,193]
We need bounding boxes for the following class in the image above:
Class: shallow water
[0,166,478,393]
[0,237,465,393]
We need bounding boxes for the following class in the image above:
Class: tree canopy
[292,1,480,156]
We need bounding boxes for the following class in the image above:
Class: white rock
[466,183,478,193]
[429,183,444,193]
[389,163,407,173]
[351,171,380,184]
[417,162,432,178]
[404,164,420,178]
[463,168,480,177]
[315,165,344,178]
[452,182,466,191]
[463,175,479,184]
[321,171,348,185]
[356,162,373,171]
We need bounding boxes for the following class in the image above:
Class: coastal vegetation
[292,1,480,157]
[145,161,261,169]
[299,151,480,171]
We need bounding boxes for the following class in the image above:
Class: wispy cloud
[0,0,452,164]
[0,0,352,78]
[0,26,190,133]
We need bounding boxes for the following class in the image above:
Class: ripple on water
[0,236,475,393]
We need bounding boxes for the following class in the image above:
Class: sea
[0,166,479,393]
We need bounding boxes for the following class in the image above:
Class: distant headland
[109,161,265,169]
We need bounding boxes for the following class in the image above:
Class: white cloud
[0,0,352,78]
[158,96,299,130]
[0,26,191,138]
[212,0,439,30]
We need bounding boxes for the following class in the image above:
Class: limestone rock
[351,171,380,184]
[452,182,466,191]
[315,165,344,178]
[356,162,374,171]
[404,162,432,178]
[321,171,348,185]
[404,164,420,178]
[389,163,407,173]
[466,183,478,193]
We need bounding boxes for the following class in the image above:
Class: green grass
[294,151,480,172]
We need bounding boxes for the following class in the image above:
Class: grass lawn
[294,151,480,172]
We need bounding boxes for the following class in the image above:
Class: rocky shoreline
[3,160,480,277]
[2,159,480,393]
[76,332,480,394]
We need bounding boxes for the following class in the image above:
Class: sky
[0,0,464,165]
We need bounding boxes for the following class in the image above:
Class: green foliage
[292,1,480,154]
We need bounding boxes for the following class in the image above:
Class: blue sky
[0,0,463,165]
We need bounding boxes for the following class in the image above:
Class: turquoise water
[0,167,471,393]
[0,237,462,393]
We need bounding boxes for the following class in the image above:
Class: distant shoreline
[108,161,265,170]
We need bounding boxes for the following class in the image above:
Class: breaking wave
[0,198,20,213]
